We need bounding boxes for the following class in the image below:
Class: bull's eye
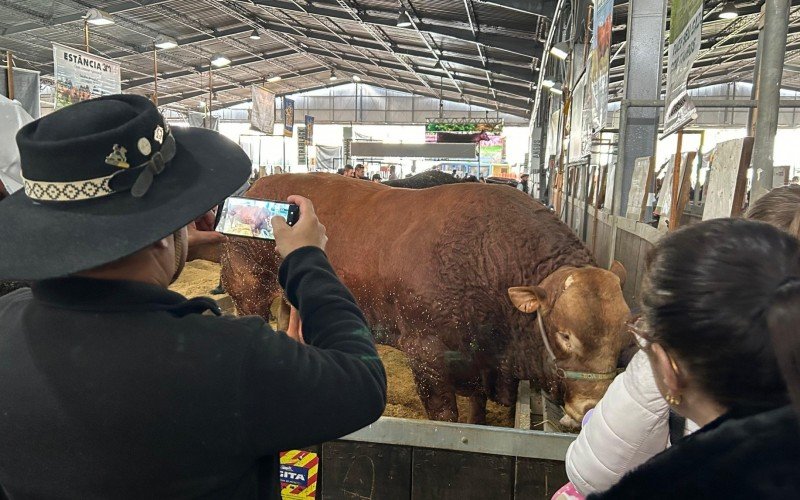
[556,331,572,351]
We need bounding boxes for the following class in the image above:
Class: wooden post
[152,45,158,106]
[5,51,14,100]
[668,130,684,230]
[83,20,90,53]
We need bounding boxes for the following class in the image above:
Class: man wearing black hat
[0,95,386,499]
[517,173,530,195]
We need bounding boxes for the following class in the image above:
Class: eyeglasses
[627,317,653,350]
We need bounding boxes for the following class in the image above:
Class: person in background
[562,185,800,498]
[336,168,345,175]
[355,164,368,180]
[0,95,386,499]
[791,176,799,185]
[452,169,459,178]
[517,173,530,195]
[464,175,478,182]
[371,174,382,183]
[343,164,355,177]
[588,219,799,499]
[746,184,800,238]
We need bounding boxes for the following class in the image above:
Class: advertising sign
[590,0,613,132]
[280,450,318,499]
[53,43,120,109]
[283,98,295,138]
[664,0,703,136]
[304,115,314,146]
[251,85,275,134]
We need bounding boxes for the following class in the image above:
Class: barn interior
[2,0,800,498]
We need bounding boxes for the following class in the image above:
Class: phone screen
[217,196,298,241]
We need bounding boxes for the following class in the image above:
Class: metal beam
[1,0,173,36]
[752,0,791,202]
[612,0,667,221]
[246,16,536,82]
[245,0,541,57]
[301,46,532,99]
[473,0,558,18]
[122,49,297,89]
[157,66,330,106]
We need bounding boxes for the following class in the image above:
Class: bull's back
[224,174,593,334]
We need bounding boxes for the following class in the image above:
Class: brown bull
[222,174,630,425]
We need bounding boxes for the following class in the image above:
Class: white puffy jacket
[565,350,687,495]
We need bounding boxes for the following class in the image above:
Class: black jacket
[0,247,386,500]
[589,405,800,499]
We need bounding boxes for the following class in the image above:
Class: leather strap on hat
[22,131,176,202]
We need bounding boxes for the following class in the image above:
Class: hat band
[22,132,176,202]
[23,174,115,202]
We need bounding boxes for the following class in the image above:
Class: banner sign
[425,119,503,143]
[280,450,318,499]
[283,98,295,138]
[304,115,314,146]
[664,0,703,136]
[53,43,120,110]
[251,85,275,134]
[590,0,613,132]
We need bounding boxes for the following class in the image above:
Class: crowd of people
[0,95,799,499]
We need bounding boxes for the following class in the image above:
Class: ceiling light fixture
[154,35,178,49]
[549,41,570,60]
[267,74,282,83]
[718,1,739,19]
[549,86,563,96]
[210,54,231,67]
[397,6,412,28]
[352,75,362,82]
[542,79,555,88]
[85,8,115,26]
[329,69,338,81]
[249,29,261,40]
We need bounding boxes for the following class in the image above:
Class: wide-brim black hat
[0,94,251,280]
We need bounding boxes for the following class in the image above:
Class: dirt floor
[171,260,514,427]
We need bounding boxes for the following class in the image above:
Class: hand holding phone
[217,196,299,241]
[271,195,328,258]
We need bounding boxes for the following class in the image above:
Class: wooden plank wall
[317,441,568,499]
[568,199,658,308]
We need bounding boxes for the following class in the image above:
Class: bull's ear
[609,260,627,289]
[508,286,548,314]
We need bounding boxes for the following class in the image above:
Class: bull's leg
[402,336,459,422]
[468,394,487,425]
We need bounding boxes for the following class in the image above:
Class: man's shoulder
[0,285,32,307]
[177,309,273,338]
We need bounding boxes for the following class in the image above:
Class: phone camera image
[217,197,293,241]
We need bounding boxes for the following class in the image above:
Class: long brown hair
[746,184,800,239]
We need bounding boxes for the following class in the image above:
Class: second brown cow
[222,174,630,426]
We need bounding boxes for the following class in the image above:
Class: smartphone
[216,196,300,241]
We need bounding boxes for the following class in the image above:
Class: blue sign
[279,465,308,487]
[283,97,295,138]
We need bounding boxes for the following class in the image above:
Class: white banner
[663,0,703,136]
[250,85,275,134]
[53,43,120,110]
[591,0,613,132]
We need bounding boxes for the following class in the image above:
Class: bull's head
[508,262,630,428]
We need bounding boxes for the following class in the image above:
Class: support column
[751,0,790,203]
[746,6,765,137]
[611,0,668,217]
